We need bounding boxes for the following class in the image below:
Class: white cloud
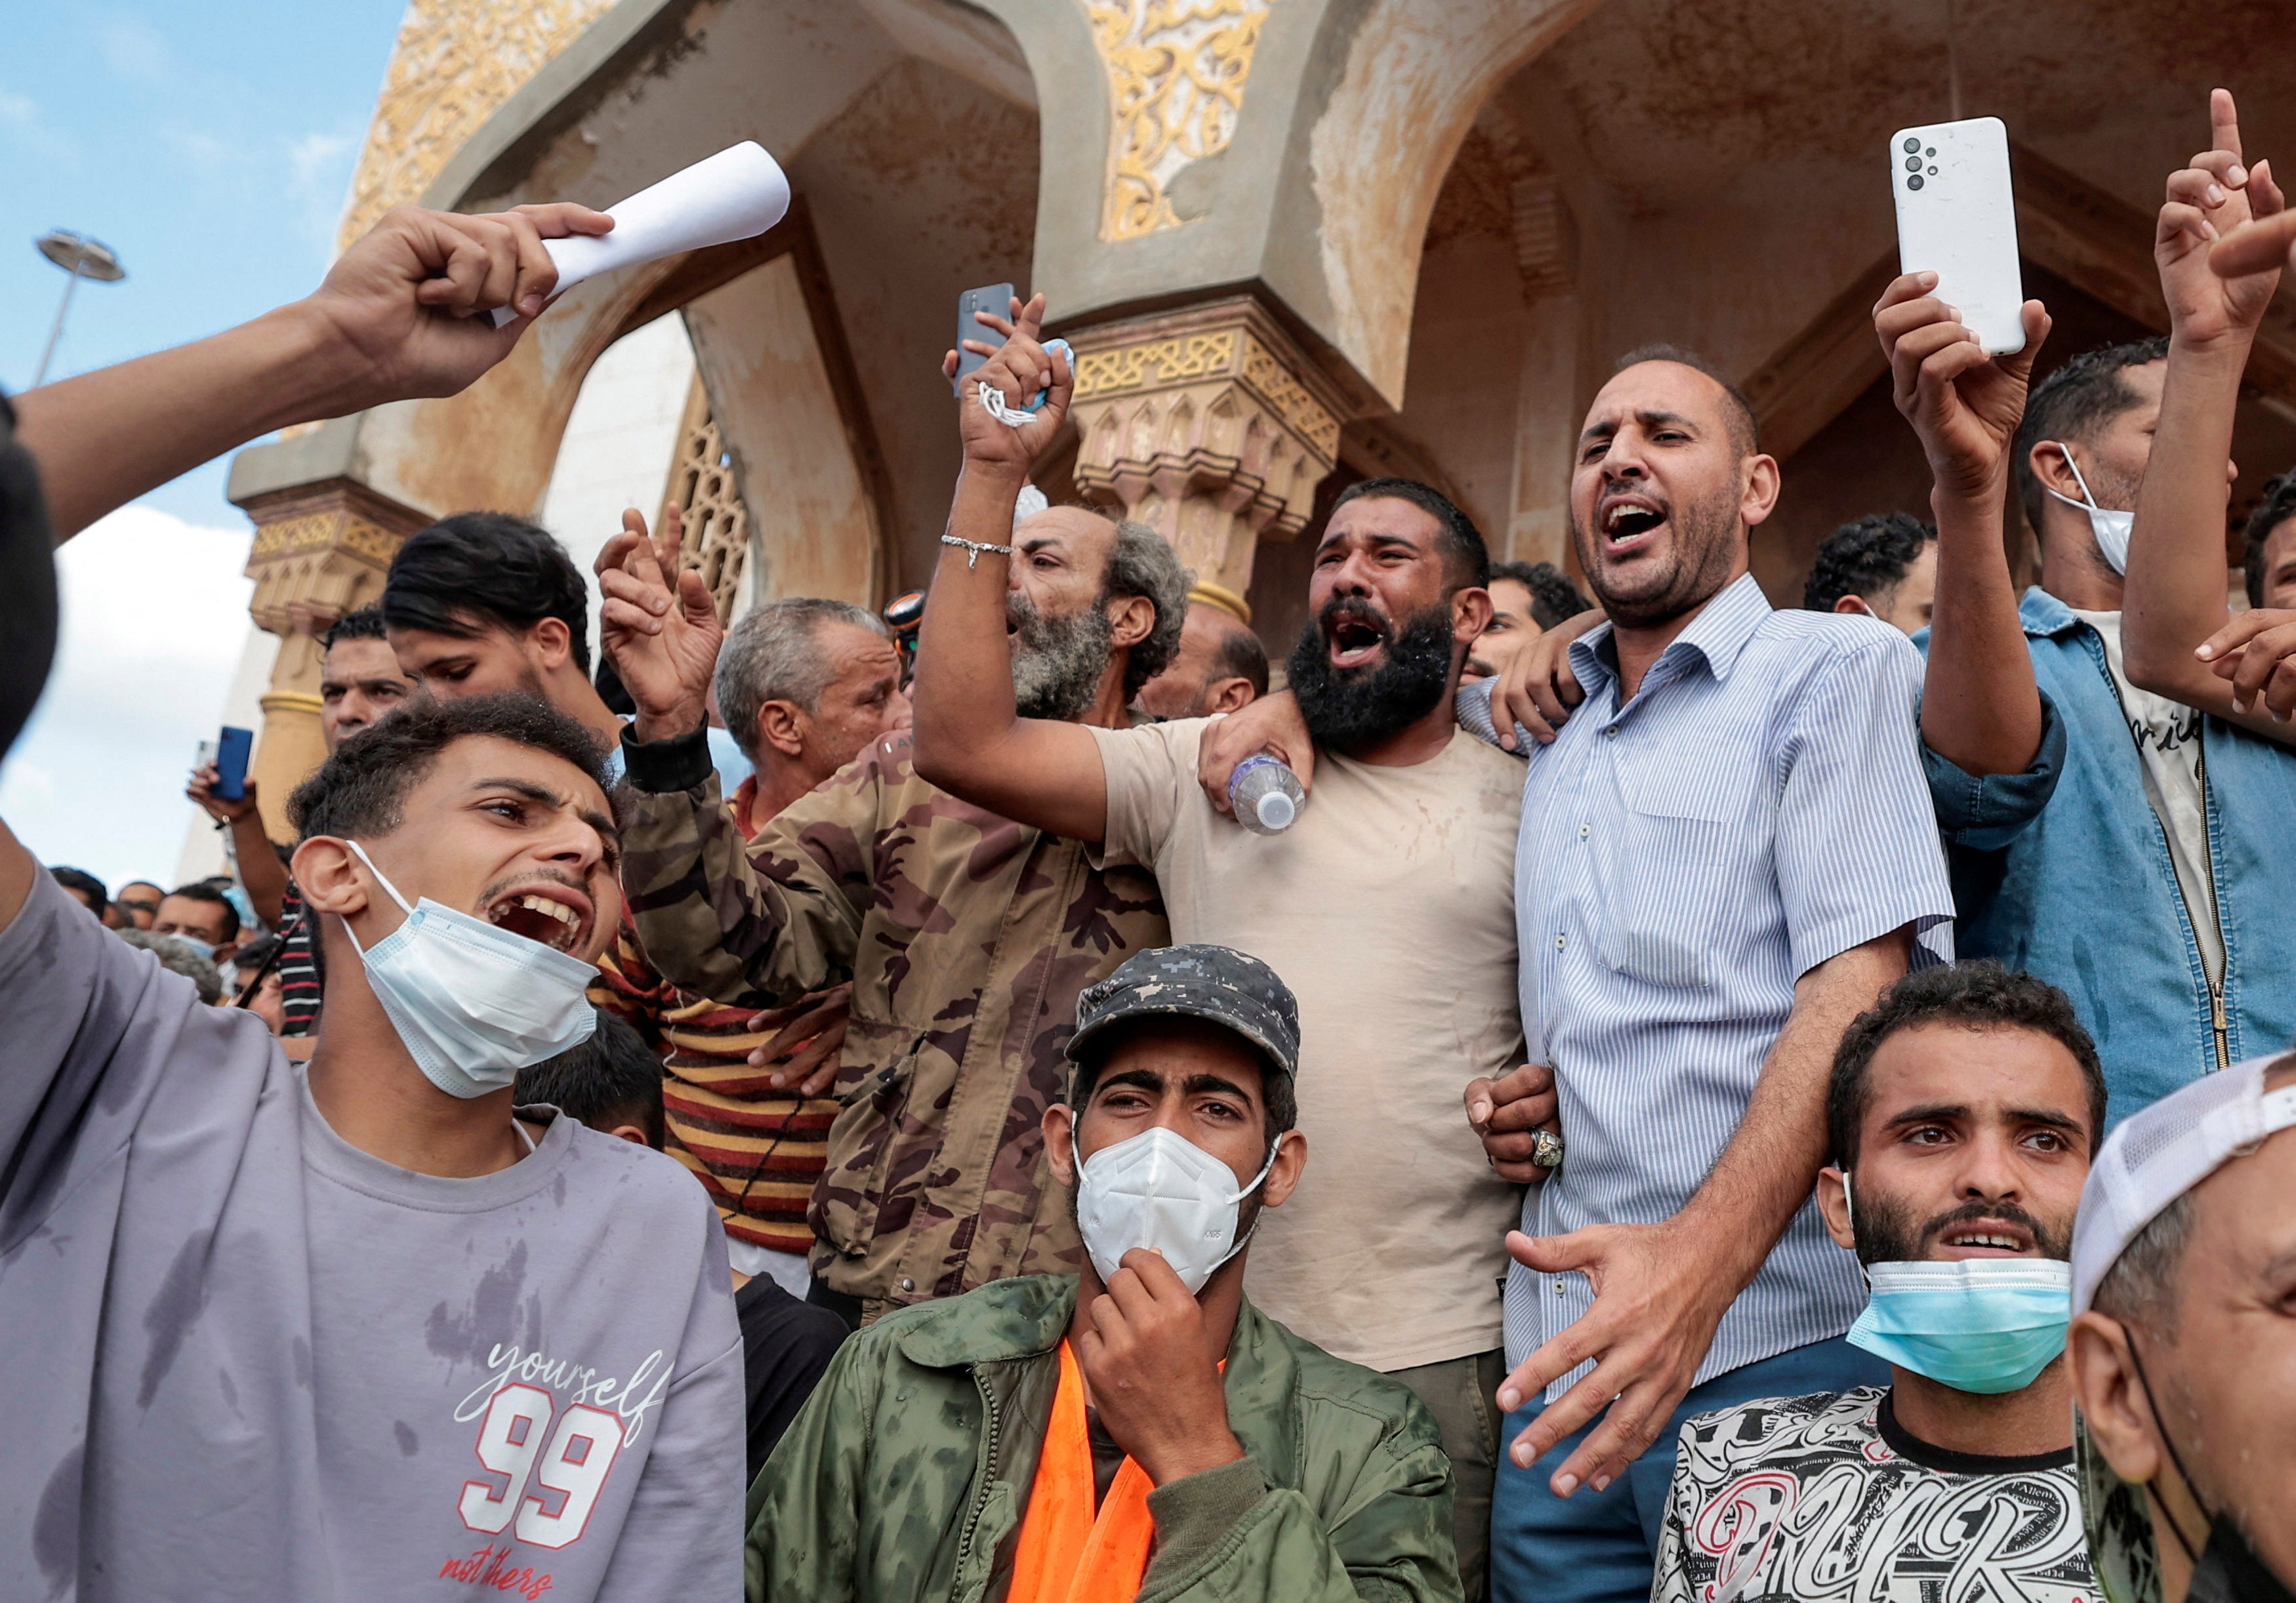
[97,17,171,83]
[0,85,77,163]
[286,127,360,254]
[163,123,241,176]
[0,505,259,889]
[288,130,353,185]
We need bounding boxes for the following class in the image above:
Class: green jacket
[747,1274,1462,1603]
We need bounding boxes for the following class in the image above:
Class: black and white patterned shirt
[1652,1387,2096,1603]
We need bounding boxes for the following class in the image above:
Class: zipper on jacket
[2196,744,2230,1074]
[2087,627,2230,1077]
[954,1364,1004,1579]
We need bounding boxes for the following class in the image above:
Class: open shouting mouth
[1597,491,1670,559]
[481,880,593,954]
[1322,603,1391,671]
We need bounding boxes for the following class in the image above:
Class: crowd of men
[2,86,2295,1603]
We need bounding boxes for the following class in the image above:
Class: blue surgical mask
[1847,1257,2072,1394]
[2044,445,2133,576]
[162,933,217,961]
[342,841,598,1100]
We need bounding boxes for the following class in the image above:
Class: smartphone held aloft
[1891,115,2027,356]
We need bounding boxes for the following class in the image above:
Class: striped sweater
[590,777,840,1259]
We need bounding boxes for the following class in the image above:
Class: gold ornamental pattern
[337,0,618,249]
[1071,325,1336,458]
[1072,331,1239,396]
[1086,0,1273,241]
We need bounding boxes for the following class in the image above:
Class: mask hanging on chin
[2045,444,2135,577]
[1840,1173,2072,1394]
[1072,1125,1281,1294]
[340,840,599,1100]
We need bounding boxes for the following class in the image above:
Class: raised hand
[1874,272,2051,499]
[303,202,615,405]
[1075,1248,1244,1486]
[187,761,258,825]
[2159,89,2286,346]
[595,505,723,742]
[939,293,1072,477]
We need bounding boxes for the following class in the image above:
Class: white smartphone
[1890,115,2026,355]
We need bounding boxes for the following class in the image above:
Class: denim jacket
[1917,588,2296,1124]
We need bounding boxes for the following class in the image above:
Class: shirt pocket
[1593,765,1747,990]
[811,1011,927,1258]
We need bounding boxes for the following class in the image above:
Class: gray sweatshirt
[0,872,743,1601]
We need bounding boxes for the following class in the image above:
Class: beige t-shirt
[1088,718,1526,1371]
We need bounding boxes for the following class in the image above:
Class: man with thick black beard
[911,297,1527,1598]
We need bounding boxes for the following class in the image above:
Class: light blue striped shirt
[1462,574,1954,1399]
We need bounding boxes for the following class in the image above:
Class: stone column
[237,479,432,843]
[1065,296,1348,597]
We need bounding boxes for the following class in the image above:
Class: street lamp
[31,230,127,388]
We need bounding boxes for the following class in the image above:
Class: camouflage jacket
[746,1273,1462,1603]
[620,725,1168,1312]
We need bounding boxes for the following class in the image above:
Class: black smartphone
[952,283,1014,395]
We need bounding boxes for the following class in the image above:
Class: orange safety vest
[1007,1341,1157,1603]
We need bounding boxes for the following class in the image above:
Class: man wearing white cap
[1651,963,2102,1602]
[2069,1049,2296,1603]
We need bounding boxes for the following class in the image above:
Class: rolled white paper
[488,141,790,327]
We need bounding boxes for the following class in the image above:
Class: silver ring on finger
[1532,1129,1565,1171]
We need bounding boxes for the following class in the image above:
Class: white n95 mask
[2045,445,2135,576]
[342,841,598,1099]
[1073,1124,1281,1293]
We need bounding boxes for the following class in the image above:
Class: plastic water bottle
[1227,754,1304,835]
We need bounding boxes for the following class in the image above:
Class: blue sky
[2,2,409,889]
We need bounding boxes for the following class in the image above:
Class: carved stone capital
[241,477,430,634]
[237,477,432,840]
[1065,298,1347,596]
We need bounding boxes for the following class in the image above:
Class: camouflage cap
[1066,944,1300,1086]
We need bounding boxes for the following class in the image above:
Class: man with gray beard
[600,493,1183,1328]
[911,294,1527,1597]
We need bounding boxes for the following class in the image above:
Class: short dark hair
[383,512,594,674]
[48,864,106,910]
[324,604,389,650]
[1827,962,2104,1170]
[1803,512,1937,613]
[1205,609,1271,697]
[2012,338,2168,534]
[1330,477,1492,592]
[1489,560,1591,630]
[1612,343,1759,457]
[1104,519,1191,701]
[163,881,241,941]
[287,692,611,843]
[1071,1018,1298,1160]
[2242,471,2296,609]
[515,1011,665,1148]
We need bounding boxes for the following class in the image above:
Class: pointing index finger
[2211,87,2245,174]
